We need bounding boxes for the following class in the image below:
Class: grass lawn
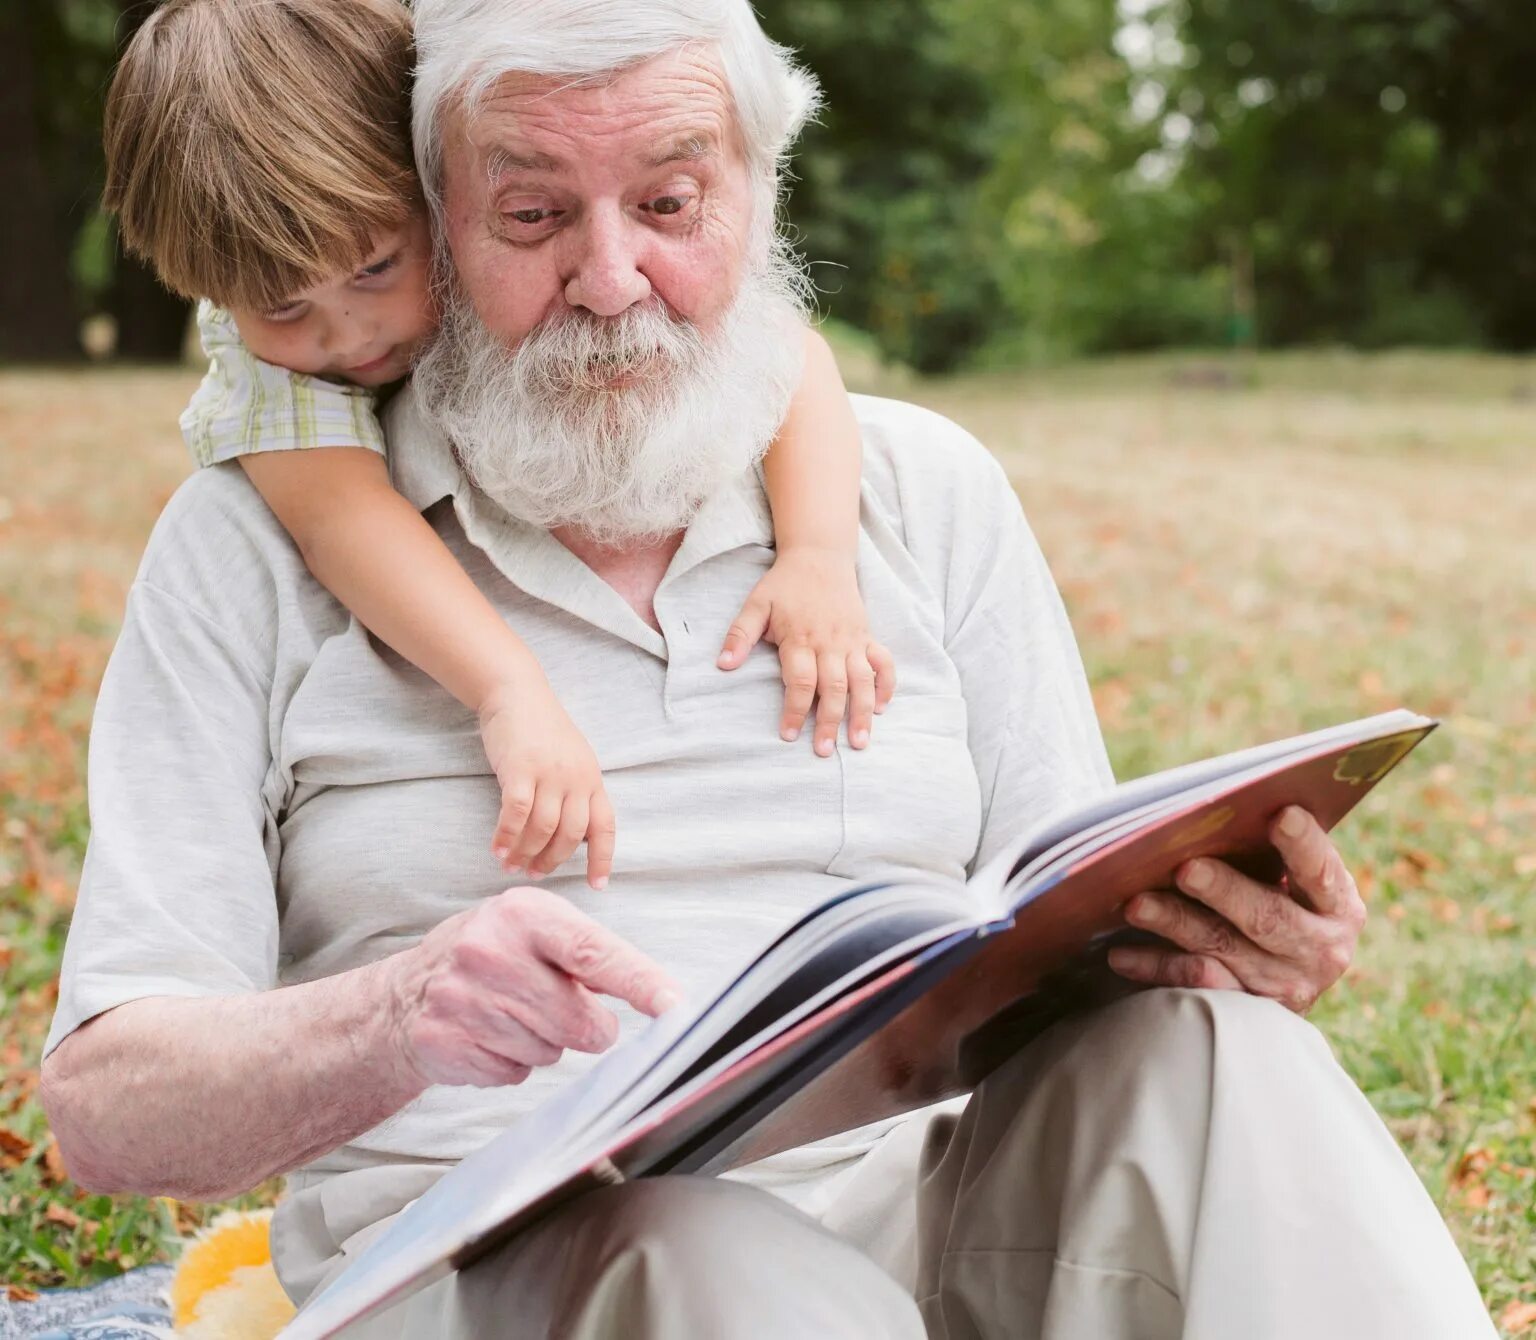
[1,351,1533,1326]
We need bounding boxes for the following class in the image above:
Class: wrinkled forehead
[444,46,745,192]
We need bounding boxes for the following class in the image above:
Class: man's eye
[646,195,689,217]
[508,208,557,225]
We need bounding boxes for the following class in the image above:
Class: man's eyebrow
[486,147,563,178]
[643,133,717,167]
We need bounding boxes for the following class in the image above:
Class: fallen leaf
[1499,1300,1536,1335]
[42,1139,69,1185]
[5,1285,39,1303]
[0,1126,34,1167]
[43,1202,80,1229]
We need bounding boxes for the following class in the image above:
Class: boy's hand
[479,679,616,890]
[717,547,896,757]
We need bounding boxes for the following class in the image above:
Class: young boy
[102,0,893,892]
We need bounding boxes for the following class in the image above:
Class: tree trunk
[0,9,82,362]
[107,0,191,361]
[111,252,193,362]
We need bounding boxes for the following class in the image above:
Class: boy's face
[226,212,435,388]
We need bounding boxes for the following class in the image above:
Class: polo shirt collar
[384,385,774,659]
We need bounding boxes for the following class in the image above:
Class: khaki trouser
[272,989,1496,1339]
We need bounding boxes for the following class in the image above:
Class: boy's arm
[239,449,616,887]
[760,328,863,560]
[720,327,896,756]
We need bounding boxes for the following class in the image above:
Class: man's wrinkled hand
[386,886,681,1090]
[1107,806,1366,1014]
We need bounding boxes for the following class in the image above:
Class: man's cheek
[652,247,738,327]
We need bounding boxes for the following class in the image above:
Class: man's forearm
[40,953,427,1201]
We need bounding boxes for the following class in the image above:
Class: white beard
[412,253,809,545]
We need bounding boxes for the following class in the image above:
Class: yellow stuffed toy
[167,1207,295,1340]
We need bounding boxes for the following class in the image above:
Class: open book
[279,708,1435,1339]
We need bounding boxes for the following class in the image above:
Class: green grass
[1,353,1533,1324]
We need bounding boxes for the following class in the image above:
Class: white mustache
[413,253,809,545]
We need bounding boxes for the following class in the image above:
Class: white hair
[411,244,809,543]
[410,0,823,226]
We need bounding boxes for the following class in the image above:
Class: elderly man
[40,0,1493,1337]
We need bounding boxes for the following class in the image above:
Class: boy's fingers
[493,779,537,868]
[868,642,897,713]
[528,793,589,880]
[847,651,876,749]
[778,644,817,741]
[812,650,849,758]
[509,787,563,876]
[585,792,617,891]
[718,594,772,669]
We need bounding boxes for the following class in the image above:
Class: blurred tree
[0,0,188,364]
[946,0,1227,361]
[1161,0,1536,348]
[0,5,88,360]
[754,0,1003,372]
[757,0,1209,367]
[107,0,193,360]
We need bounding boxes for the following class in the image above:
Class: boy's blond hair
[104,0,417,312]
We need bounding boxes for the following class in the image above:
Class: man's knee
[968,986,1336,1144]
[463,1176,923,1339]
[1033,985,1324,1081]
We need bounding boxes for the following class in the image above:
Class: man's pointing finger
[533,915,681,1017]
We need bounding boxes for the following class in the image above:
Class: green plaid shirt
[180,301,388,468]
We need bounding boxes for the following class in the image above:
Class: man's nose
[564,207,652,317]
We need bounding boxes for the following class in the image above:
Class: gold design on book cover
[1333,732,1420,787]
[1163,805,1235,853]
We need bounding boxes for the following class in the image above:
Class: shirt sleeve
[928,433,1116,875]
[179,300,388,469]
[41,578,281,1061]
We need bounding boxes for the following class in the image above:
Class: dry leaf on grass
[1499,1300,1536,1335]
[5,1285,39,1302]
[42,1137,70,1185]
[0,1125,34,1167]
[42,1202,80,1230]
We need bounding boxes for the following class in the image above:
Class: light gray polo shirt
[43,388,1113,1201]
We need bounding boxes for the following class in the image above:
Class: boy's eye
[263,301,308,323]
[358,252,399,280]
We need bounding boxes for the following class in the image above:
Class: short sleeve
[864,402,1114,874]
[179,300,387,468]
[945,476,1117,873]
[41,579,282,1061]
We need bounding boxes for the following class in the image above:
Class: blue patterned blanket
[0,1267,175,1340]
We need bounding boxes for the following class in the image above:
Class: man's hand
[717,546,896,758]
[1107,807,1366,1014]
[386,887,681,1089]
